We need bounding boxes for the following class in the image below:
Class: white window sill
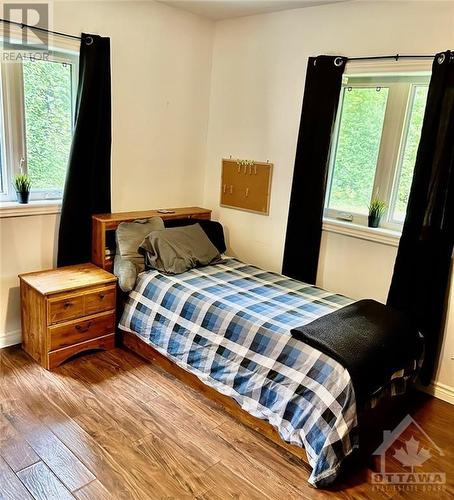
[322,218,401,247]
[0,200,62,219]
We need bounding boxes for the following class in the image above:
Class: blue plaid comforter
[119,258,417,487]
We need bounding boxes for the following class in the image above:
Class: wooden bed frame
[92,207,212,272]
[91,206,312,468]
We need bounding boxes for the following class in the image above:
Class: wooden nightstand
[19,263,117,370]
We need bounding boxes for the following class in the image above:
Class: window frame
[0,44,78,203]
[324,70,430,231]
[387,83,429,225]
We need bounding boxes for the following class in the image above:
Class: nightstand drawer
[48,294,85,324]
[85,286,116,316]
[48,334,115,370]
[49,312,115,350]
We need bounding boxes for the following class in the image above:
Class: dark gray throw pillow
[140,223,221,275]
[164,219,226,254]
[114,217,165,292]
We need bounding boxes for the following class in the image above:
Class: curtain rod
[347,54,435,62]
[0,18,81,41]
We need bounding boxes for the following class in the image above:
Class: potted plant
[368,198,386,228]
[13,173,31,204]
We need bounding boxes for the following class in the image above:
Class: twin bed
[91,207,420,488]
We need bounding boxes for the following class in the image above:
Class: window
[325,73,429,229]
[0,48,78,202]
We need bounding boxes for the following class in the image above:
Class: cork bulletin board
[220,158,273,215]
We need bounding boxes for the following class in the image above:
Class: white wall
[55,0,214,211]
[0,214,60,346]
[203,1,454,395]
[0,0,214,347]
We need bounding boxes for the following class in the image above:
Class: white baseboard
[419,381,454,406]
[0,329,21,349]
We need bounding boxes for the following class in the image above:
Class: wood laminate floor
[1,345,453,499]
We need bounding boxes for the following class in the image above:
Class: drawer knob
[99,293,105,300]
[64,301,73,309]
[75,322,91,333]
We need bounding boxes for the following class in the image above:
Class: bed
[91,207,420,487]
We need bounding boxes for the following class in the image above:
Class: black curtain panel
[387,50,454,384]
[282,55,346,284]
[57,33,112,267]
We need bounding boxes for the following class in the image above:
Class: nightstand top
[19,263,117,296]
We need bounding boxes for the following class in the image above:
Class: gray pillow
[140,223,221,275]
[113,254,140,293]
[114,217,164,292]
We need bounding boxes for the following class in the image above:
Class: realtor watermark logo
[371,414,446,493]
[2,3,50,60]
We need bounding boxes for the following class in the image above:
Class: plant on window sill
[368,198,387,228]
[13,172,32,205]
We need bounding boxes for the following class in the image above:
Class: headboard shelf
[92,206,212,271]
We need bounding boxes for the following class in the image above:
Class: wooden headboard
[92,207,212,272]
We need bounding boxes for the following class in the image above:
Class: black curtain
[282,55,346,284]
[387,50,454,384]
[57,33,111,267]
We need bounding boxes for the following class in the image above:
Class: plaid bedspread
[119,258,417,487]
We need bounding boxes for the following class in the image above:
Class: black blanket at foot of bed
[291,299,423,404]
